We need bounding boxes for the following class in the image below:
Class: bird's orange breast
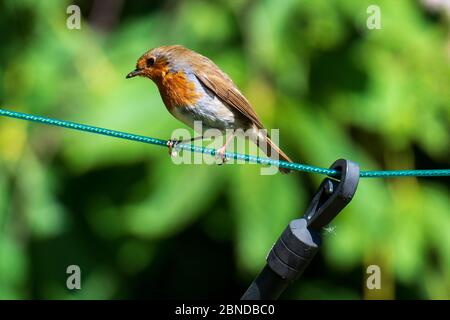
[158,72,201,111]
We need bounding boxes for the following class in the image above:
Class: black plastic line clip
[305,159,360,230]
[242,159,360,300]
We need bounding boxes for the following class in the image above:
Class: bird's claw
[215,148,228,165]
[167,139,181,157]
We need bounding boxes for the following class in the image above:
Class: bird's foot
[167,139,182,157]
[215,147,228,165]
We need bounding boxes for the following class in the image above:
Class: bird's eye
[146,57,155,67]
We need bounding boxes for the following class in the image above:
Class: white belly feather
[170,74,237,133]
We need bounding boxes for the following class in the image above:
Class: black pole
[241,265,289,300]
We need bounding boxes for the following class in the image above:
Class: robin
[126,45,293,173]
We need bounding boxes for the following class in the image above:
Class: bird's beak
[126,69,142,79]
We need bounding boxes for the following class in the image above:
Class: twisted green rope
[0,108,449,178]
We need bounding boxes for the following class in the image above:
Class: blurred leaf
[19,151,66,238]
[0,234,28,299]
[125,162,224,238]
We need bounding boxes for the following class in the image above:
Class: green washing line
[0,108,449,178]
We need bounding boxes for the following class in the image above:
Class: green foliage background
[0,0,449,299]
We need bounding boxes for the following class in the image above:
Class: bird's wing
[193,64,265,129]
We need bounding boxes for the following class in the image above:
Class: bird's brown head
[126,45,191,82]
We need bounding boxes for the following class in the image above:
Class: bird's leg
[167,136,205,157]
[215,131,235,164]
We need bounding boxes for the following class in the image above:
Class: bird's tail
[252,128,293,174]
